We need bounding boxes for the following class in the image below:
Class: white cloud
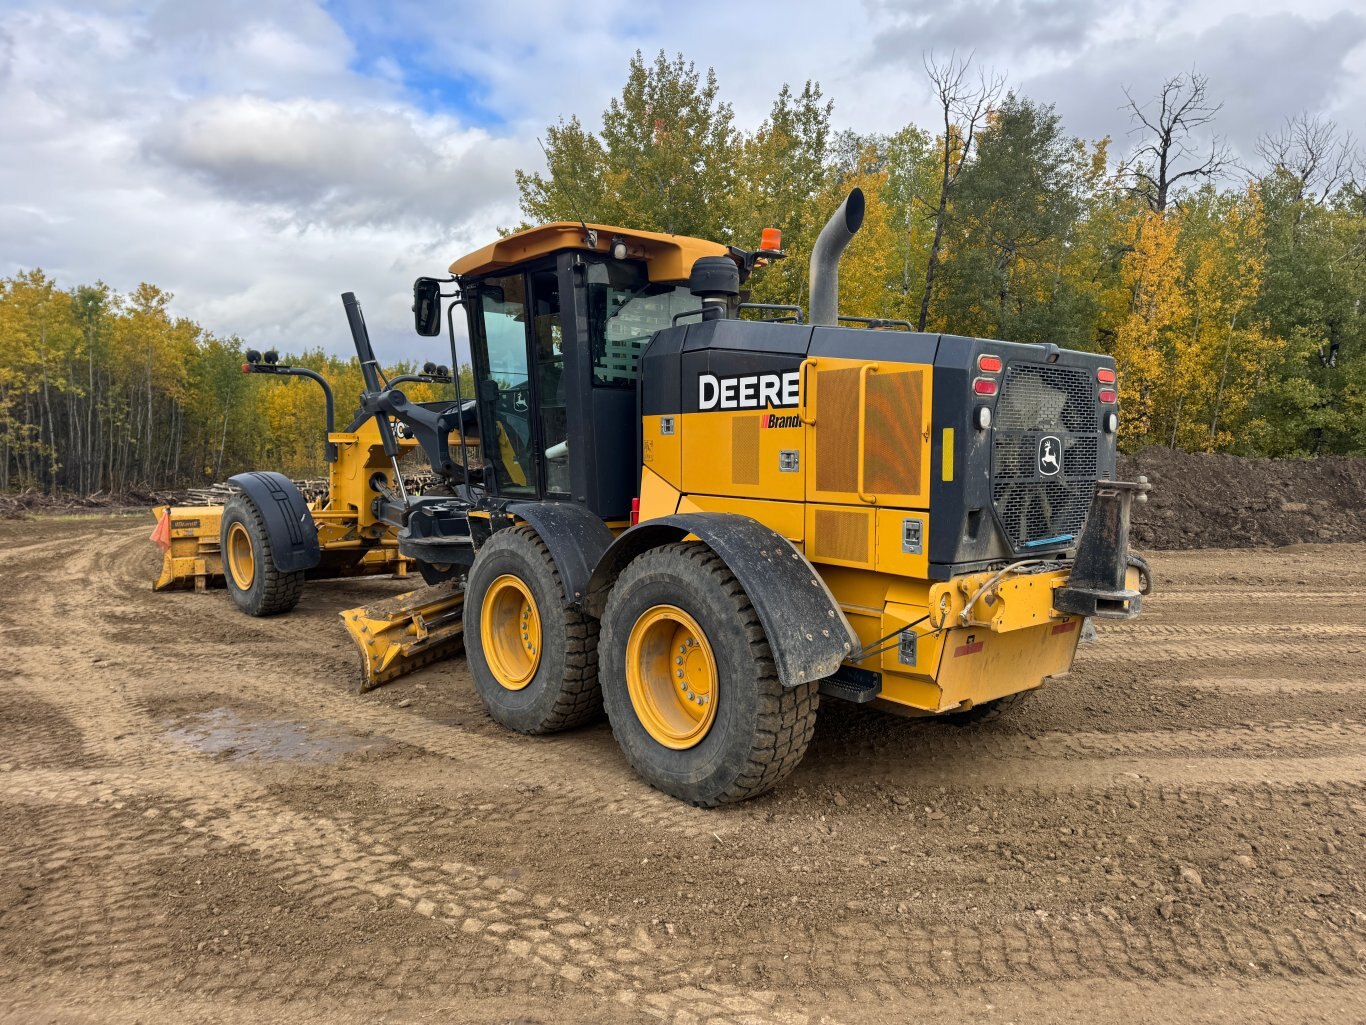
[2,0,1364,369]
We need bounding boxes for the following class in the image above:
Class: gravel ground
[0,516,1362,1024]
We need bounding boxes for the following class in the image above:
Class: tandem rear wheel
[465,525,602,733]
[220,494,306,616]
[598,543,819,807]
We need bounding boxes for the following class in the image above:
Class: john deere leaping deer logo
[1038,435,1061,477]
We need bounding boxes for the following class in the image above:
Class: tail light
[973,377,998,396]
[1099,388,1117,404]
[1097,367,1116,384]
[977,354,1003,373]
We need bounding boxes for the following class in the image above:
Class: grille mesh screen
[995,363,1097,433]
[991,362,1098,550]
[812,507,871,564]
[815,368,860,493]
[731,416,760,486]
[864,370,924,498]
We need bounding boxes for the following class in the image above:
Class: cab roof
[449,221,728,283]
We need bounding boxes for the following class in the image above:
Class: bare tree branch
[1120,70,1232,212]
[1257,111,1357,204]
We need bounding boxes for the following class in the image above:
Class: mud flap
[505,501,614,607]
[585,512,857,688]
[227,471,320,573]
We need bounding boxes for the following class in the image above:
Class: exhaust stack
[808,188,865,326]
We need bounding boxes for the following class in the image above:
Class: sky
[2,0,1365,364]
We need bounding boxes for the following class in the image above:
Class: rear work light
[973,377,998,396]
[1097,367,1116,384]
[1098,388,1118,404]
[977,354,1003,373]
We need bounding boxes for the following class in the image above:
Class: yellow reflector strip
[942,428,955,481]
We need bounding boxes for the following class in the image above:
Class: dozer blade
[340,581,466,692]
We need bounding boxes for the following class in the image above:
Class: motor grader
[150,350,467,614]
[208,190,1151,805]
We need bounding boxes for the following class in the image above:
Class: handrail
[857,363,880,504]
[798,357,818,426]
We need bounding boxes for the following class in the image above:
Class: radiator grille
[731,416,760,486]
[811,507,871,564]
[991,362,1099,551]
[864,369,924,498]
[814,368,860,493]
[995,363,1097,433]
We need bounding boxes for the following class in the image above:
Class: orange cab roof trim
[449,222,729,283]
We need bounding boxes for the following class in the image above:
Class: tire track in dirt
[0,687,815,1025]
[5,518,1366,1021]
[18,529,722,840]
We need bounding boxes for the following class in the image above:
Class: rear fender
[227,472,320,573]
[585,512,857,688]
[504,501,614,607]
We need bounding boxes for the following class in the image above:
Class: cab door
[471,273,539,498]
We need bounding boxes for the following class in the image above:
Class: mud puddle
[165,707,389,762]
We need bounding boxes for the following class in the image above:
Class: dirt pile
[1120,447,1366,550]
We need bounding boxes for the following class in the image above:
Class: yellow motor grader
[192,191,1152,805]
[150,351,468,614]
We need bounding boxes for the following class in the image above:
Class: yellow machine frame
[152,416,416,592]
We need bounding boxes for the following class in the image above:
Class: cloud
[866,0,1110,66]
[147,96,531,229]
[1020,10,1366,161]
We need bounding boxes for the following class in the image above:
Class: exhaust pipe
[808,188,865,326]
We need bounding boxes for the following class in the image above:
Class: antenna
[537,137,597,248]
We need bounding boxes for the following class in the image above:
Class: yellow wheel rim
[481,574,541,691]
[625,605,717,750]
[226,521,255,591]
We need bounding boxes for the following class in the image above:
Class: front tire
[599,543,819,806]
[220,494,305,616]
[465,526,601,733]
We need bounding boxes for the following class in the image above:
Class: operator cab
[431,223,731,520]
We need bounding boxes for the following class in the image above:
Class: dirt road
[1,516,1362,1024]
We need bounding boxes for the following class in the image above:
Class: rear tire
[599,543,819,807]
[465,526,601,733]
[220,494,305,616]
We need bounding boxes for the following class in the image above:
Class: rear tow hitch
[1054,477,1152,621]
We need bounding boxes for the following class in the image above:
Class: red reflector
[240,363,253,374]
[973,377,998,396]
[630,497,640,526]
[1099,388,1117,404]
[977,354,1003,373]
[1097,367,1116,384]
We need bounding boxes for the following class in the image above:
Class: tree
[936,95,1088,342]
[515,51,739,241]
[915,52,1005,331]
[1121,70,1232,213]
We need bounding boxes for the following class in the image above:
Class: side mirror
[412,277,443,337]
